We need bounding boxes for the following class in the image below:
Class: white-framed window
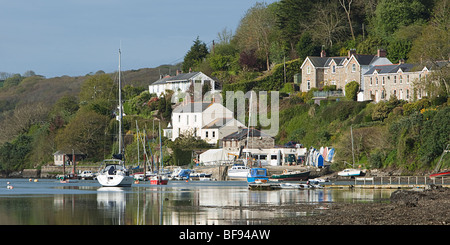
[205,131,208,138]
[352,64,356,72]
[332,65,336,73]
[307,66,311,74]
[382,77,385,85]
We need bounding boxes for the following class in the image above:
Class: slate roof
[222,128,273,141]
[151,72,202,85]
[364,63,415,75]
[307,54,383,68]
[172,102,212,113]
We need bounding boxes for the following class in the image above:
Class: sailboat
[97,49,134,187]
[150,121,168,185]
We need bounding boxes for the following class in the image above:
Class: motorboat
[97,159,134,187]
[247,168,269,183]
[338,168,363,177]
[150,174,169,185]
[227,164,250,180]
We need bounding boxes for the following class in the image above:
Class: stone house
[363,61,449,102]
[221,127,275,152]
[300,49,392,100]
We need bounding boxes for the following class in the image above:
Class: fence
[354,176,449,185]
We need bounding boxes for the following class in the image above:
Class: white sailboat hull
[97,174,134,187]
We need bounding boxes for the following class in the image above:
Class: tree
[313,1,348,48]
[339,0,355,41]
[295,32,321,60]
[0,134,33,173]
[235,2,277,71]
[55,109,110,161]
[182,37,209,73]
[373,0,429,39]
[276,0,314,53]
[79,74,116,106]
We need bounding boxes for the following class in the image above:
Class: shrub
[344,81,359,101]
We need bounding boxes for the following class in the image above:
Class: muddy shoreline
[266,185,450,225]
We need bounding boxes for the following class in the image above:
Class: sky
[1,0,278,78]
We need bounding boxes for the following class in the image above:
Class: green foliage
[167,134,211,166]
[182,37,209,73]
[0,134,33,172]
[344,81,359,101]
[55,109,110,161]
[222,58,303,94]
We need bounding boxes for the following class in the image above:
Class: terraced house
[363,60,449,103]
[300,49,392,100]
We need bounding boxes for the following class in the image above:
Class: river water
[0,178,395,225]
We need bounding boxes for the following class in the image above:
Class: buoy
[29,179,32,182]
[7,185,13,189]
[34,179,38,182]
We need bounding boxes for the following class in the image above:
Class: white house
[149,71,220,98]
[164,102,245,145]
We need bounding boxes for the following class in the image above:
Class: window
[332,65,336,73]
[394,76,396,84]
[406,89,410,99]
[205,131,208,138]
[212,131,215,138]
[307,66,311,74]
[178,115,181,122]
[307,80,311,90]
[407,75,409,84]
[370,77,372,86]
[376,77,378,85]
[399,75,403,84]
[352,64,356,72]
[382,77,385,85]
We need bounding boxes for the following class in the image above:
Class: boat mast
[118,49,123,157]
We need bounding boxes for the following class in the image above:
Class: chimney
[399,59,405,64]
[348,49,356,58]
[377,49,386,57]
[320,49,326,58]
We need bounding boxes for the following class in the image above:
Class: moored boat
[150,174,169,185]
[338,168,364,177]
[97,159,133,187]
[247,168,269,183]
[270,170,310,181]
[227,163,250,180]
[430,171,450,178]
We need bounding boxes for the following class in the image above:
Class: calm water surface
[0,179,395,225]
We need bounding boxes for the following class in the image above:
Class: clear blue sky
[1,0,278,78]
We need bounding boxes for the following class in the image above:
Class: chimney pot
[320,50,326,58]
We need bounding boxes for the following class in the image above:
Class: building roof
[151,72,206,85]
[305,54,388,68]
[222,128,273,141]
[364,63,416,75]
[172,102,213,113]
[202,118,234,129]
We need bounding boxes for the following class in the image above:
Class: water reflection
[0,179,396,225]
